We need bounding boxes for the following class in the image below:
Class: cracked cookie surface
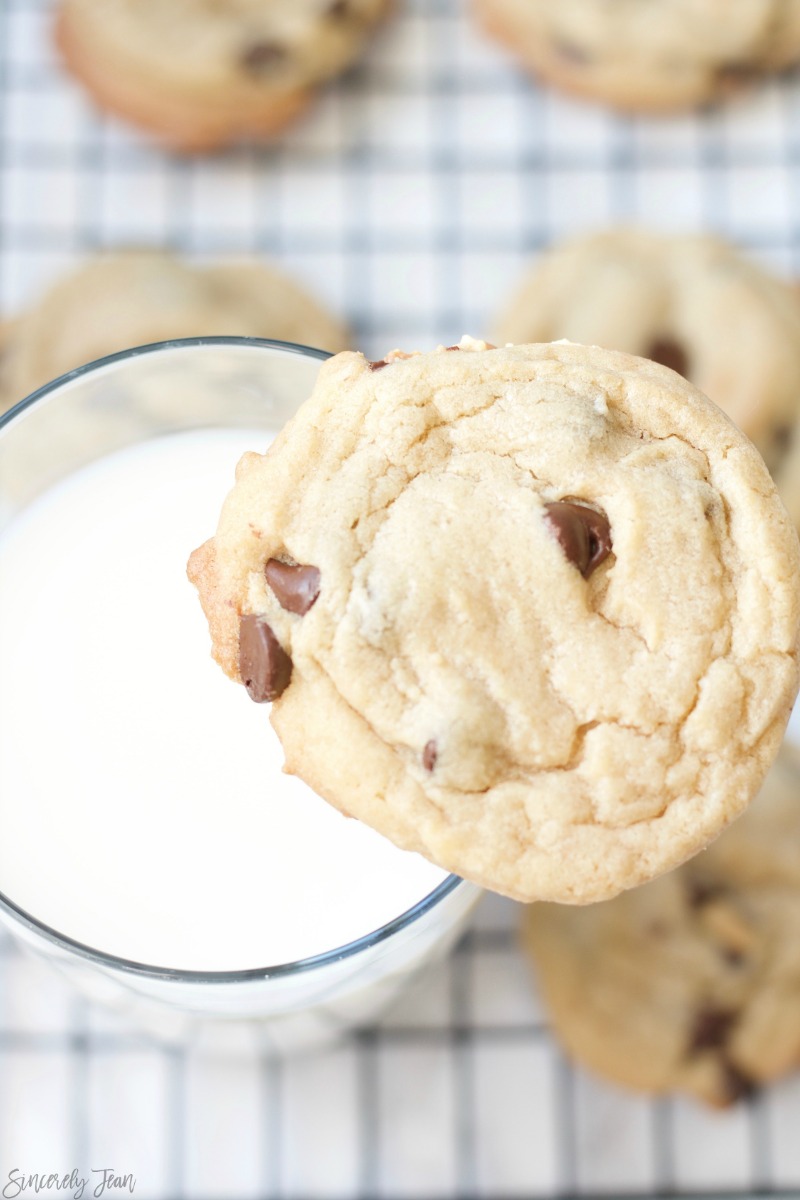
[494,230,800,533]
[188,338,800,904]
[523,744,800,1105]
[473,0,800,112]
[56,0,389,150]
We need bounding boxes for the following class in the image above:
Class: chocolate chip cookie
[0,250,348,411]
[188,338,800,905]
[474,0,800,111]
[494,230,800,531]
[524,744,800,1106]
[55,0,389,151]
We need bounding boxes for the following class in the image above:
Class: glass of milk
[0,338,482,1054]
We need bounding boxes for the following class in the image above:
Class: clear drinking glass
[0,338,482,1054]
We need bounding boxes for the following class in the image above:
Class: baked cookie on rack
[473,0,800,111]
[55,0,389,151]
[523,744,800,1107]
[0,250,349,411]
[188,338,800,905]
[494,229,800,531]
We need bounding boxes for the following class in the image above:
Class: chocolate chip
[265,559,321,616]
[687,878,725,909]
[647,337,690,379]
[719,1061,757,1105]
[772,423,794,455]
[553,39,590,66]
[688,1007,737,1055]
[723,947,746,968]
[543,501,612,579]
[716,61,761,88]
[326,0,351,16]
[238,615,292,702]
[445,345,461,352]
[368,359,389,371]
[240,42,287,75]
[646,920,669,939]
[423,740,438,772]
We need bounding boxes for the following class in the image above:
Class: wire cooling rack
[3,1,800,1197]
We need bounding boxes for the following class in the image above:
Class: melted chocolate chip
[647,337,690,379]
[423,740,438,772]
[327,0,351,16]
[265,559,321,616]
[238,615,292,702]
[240,41,287,75]
[445,345,462,351]
[368,359,389,371]
[723,947,746,968]
[720,1061,757,1105]
[543,501,612,579]
[688,1007,737,1055]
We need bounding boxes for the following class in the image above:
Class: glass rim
[0,874,464,984]
[0,334,334,433]
[0,335,465,984]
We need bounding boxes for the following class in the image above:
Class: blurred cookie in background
[0,251,349,412]
[473,0,800,112]
[523,744,800,1108]
[55,0,389,151]
[493,229,800,530]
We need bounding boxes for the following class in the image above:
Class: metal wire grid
[3,1,800,1197]
[5,904,800,1200]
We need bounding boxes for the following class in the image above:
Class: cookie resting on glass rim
[188,338,800,905]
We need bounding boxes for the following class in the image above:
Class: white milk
[0,429,448,972]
